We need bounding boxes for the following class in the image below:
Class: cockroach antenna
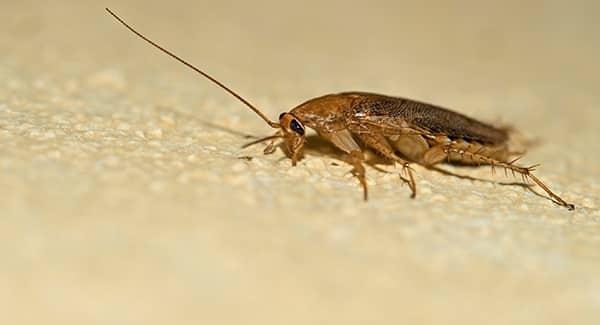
[105,8,280,128]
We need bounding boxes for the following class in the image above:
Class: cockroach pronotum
[106,8,574,210]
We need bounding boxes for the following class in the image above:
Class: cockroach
[106,8,575,210]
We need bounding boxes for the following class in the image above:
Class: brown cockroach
[106,8,574,210]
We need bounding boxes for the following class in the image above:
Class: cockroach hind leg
[526,173,575,210]
[508,164,574,210]
[444,145,574,210]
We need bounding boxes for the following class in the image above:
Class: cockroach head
[278,112,306,165]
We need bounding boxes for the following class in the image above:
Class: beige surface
[1,1,599,324]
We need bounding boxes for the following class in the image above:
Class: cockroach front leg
[343,150,369,200]
[319,129,370,200]
[263,139,279,155]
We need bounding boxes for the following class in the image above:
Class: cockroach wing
[344,92,508,145]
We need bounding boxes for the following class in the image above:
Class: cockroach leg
[353,130,417,198]
[525,173,574,210]
[368,163,416,198]
[421,144,449,166]
[389,133,429,163]
[263,139,279,155]
[402,165,417,199]
[442,145,574,210]
[343,150,368,200]
[320,130,372,199]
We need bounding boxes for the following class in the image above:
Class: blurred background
[1,1,599,324]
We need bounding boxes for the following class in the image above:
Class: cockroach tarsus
[106,8,575,210]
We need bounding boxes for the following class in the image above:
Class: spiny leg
[353,130,417,198]
[438,144,574,210]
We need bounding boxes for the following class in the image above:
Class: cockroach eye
[290,119,305,135]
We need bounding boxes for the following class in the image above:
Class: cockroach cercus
[106,8,574,210]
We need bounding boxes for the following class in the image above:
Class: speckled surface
[1,1,599,324]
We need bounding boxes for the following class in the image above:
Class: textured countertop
[1,1,599,324]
